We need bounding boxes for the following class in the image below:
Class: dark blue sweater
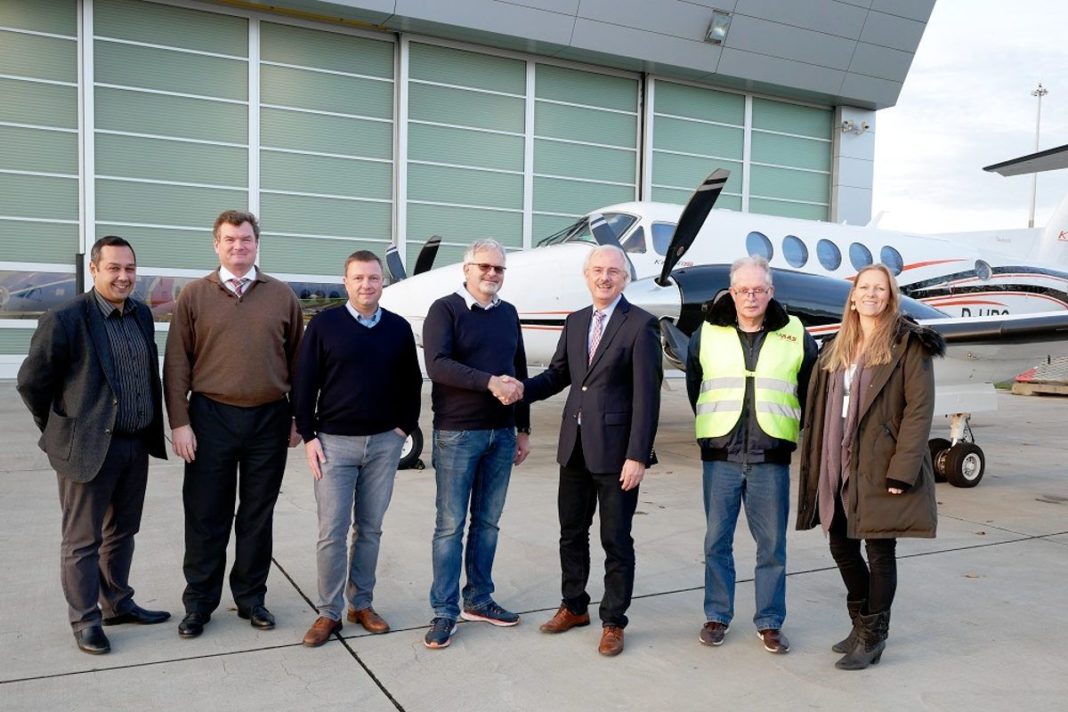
[422,292,530,431]
[293,305,422,441]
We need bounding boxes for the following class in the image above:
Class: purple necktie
[589,310,605,364]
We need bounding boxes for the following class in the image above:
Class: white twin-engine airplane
[381,145,1068,489]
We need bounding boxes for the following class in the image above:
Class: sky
[871,0,1068,234]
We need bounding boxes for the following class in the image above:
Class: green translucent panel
[0,328,34,354]
[0,30,76,83]
[533,177,633,215]
[653,152,742,193]
[535,102,636,147]
[409,83,524,133]
[409,43,525,95]
[261,151,391,200]
[261,64,391,119]
[95,41,248,101]
[532,212,577,242]
[95,180,247,227]
[408,164,523,211]
[654,81,744,125]
[749,197,828,221]
[652,116,743,158]
[153,331,168,351]
[750,165,829,203]
[95,0,247,56]
[96,224,217,270]
[650,186,741,211]
[0,78,76,129]
[0,0,76,35]
[0,125,77,174]
[0,219,78,262]
[261,108,391,160]
[752,98,832,139]
[535,64,637,113]
[405,242,468,271]
[96,133,247,186]
[406,204,522,250]
[259,234,386,275]
[534,139,634,184]
[751,131,830,172]
[408,123,524,172]
[0,173,77,220]
[260,22,393,78]
[95,87,248,144]
[259,192,391,237]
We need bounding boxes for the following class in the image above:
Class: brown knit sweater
[163,269,304,428]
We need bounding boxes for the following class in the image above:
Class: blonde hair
[824,264,902,371]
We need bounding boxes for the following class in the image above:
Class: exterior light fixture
[705,10,731,45]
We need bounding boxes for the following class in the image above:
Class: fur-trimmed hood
[703,289,791,331]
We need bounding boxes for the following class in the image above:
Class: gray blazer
[17,291,167,482]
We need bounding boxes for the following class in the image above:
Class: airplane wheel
[928,438,951,483]
[944,442,985,488]
[398,426,424,471]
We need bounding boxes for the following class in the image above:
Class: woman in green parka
[796,264,943,670]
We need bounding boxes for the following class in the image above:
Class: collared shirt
[345,302,381,328]
[588,293,622,353]
[456,284,500,311]
[93,289,154,434]
[219,265,258,294]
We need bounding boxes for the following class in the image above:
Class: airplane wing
[983,143,1068,176]
[921,311,1068,345]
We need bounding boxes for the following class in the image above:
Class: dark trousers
[57,434,149,631]
[828,495,897,613]
[558,429,639,628]
[182,395,289,614]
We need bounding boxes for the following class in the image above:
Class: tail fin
[984,143,1068,266]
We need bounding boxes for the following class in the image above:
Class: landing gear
[928,414,986,488]
[399,426,425,470]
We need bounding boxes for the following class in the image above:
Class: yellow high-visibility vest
[695,317,804,442]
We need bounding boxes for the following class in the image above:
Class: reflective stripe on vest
[695,316,805,442]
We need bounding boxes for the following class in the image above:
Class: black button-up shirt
[94,289,154,434]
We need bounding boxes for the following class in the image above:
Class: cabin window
[651,223,676,256]
[746,231,774,261]
[816,239,841,270]
[975,260,993,281]
[880,246,903,275]
[849,242,873,270]
[621,226,646,254]
[782,235,808,268]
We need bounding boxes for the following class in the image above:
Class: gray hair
[463,238,507,265]
[583,244,630,283]
[729,255,773,288]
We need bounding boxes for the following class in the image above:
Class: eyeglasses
[731,287,770,298]
[467,263,506,274]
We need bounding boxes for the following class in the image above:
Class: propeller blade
[658,318,691,371]
[413,235,442,276]
[588,213,637,280]
[656,168,730,286]
[385,245,407,283]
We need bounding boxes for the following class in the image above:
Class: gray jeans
[314,431,405,620]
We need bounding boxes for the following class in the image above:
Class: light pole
[1029,83,1048,228]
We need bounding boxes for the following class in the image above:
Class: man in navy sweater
[421,238,531,649]
[292,250,422,647]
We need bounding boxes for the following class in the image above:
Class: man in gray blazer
[17,236,169,655]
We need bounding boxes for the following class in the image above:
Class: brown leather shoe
[347,606,390,634]
[758,628,790,654]
[302,617,341,647]
[539,605,591,634]
[598,626,624,656]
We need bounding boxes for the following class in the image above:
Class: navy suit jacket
[17,291,167,482]
[524,296,662,473]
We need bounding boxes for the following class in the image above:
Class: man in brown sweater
[164,210,304,639]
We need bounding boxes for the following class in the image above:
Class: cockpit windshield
[535,212,638,247]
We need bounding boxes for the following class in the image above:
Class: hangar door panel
[749,98,831,220]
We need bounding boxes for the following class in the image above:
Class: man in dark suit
[520,244,662,657]
[17,236,170,655]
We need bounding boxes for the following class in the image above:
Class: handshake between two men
[488,374,524,405]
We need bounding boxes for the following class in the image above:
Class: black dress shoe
[178,612,210,638]
[103,604,172,626]
[237,605,276,630]
[74,626,111,655]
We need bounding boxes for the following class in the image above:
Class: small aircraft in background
[381,146,1068,487]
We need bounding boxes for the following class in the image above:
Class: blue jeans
[313,431,405,621]
[429,428,516,621]
[702,460,790,630]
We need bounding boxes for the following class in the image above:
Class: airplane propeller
[656,168,730,286]
[385,235,443,283]
[587,213,637,280]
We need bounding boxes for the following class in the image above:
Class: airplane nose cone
[624,277,682,322]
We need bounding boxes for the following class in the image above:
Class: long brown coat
[796,319,943,539]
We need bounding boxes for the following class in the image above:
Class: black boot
[831,599,865,654]
[835,611,889,670]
